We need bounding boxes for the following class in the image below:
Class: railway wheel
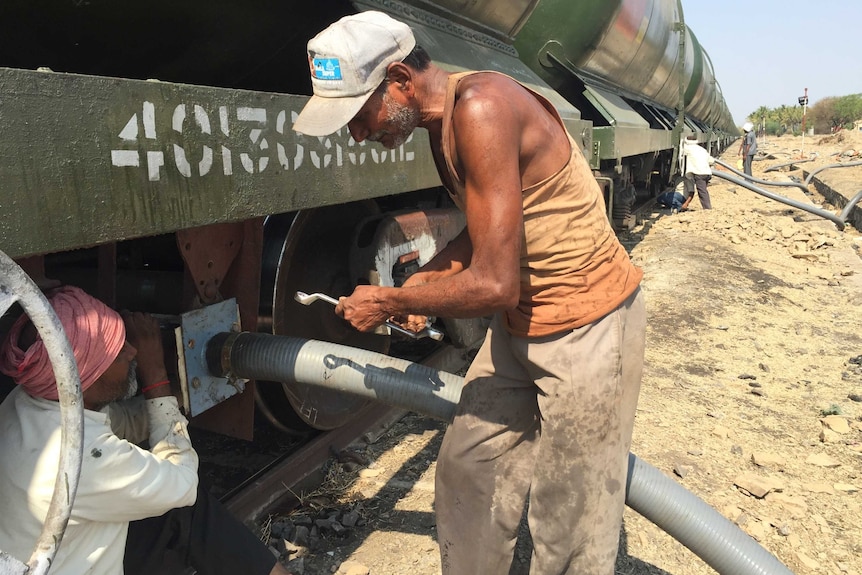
[257,201,388,431]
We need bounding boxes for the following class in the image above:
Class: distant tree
[809,97,836,134]
[752,106,770,135]
[765,120,781,136]
[748,93,862,135]
[832,94,862,129]
[761,108,783,136]
[776,105,792,135]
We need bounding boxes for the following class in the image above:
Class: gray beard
[380,91,419,148]
[123,359,139,400]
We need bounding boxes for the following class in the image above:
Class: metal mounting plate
[176,298,246,417]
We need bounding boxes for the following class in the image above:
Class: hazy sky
[684,1,862,126]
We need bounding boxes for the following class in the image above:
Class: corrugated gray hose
[209,332,795,575]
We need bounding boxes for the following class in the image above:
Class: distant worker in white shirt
[0,285,292,575]
[680,134,715,210]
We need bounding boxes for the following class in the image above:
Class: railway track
[220,403,403,523]
[203,343,474,526]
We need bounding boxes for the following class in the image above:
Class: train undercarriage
[1,0,737,436]
[0,2,772,573]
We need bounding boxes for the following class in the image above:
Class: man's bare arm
[402,228,472,287]
[336,81,525,329]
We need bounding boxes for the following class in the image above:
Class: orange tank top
[438,72,643,337]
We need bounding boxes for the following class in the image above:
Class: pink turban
[0,286,126,400]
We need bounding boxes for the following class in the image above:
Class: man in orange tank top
[294,11,646,575]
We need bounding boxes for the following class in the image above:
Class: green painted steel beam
[0,67,442,259]
[592,127,675,162]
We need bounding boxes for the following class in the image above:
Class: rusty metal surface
[188,219,264,440]
[349,208,465,290]
[177,223,244,304]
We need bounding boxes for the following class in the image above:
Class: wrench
[294,291,444,341]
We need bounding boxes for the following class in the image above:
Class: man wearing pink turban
[0,286,293,575]
[0,285,128,402]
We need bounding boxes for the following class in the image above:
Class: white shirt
[0,388,198,574]
[682,140,715,176]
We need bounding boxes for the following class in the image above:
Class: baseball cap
[743,122,754,132]
[293,11,416,136]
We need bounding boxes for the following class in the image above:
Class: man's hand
[122,311,169,387]
[334,285,392,333]
[390,273,429,332]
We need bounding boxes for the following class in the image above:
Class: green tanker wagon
[1,3,785,574]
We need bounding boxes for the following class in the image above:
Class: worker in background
[739,121,757,176]
[0,285,292,575]
[656,189,686,213]
[680,134,715,210]
[293,11,645,575]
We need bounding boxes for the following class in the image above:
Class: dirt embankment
[618,133,862,575]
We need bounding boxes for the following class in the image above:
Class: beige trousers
[435,288,645,575]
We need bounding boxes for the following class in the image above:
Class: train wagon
[0,0,737,440]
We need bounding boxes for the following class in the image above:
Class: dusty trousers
[743,154,754,177]
[684,173,712,209]
[435,288,645,575]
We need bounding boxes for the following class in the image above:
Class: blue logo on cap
[312,58,343,81]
